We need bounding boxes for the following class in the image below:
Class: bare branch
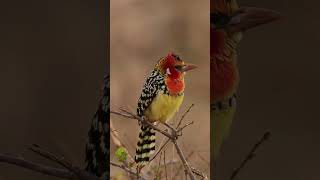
[111,107,202,180]
[230,131,271,180]
[29,145,100,180]
[0,153,99,180]
[172,141,196,180]
[163,150,168,180]
[156,151,163,179]
[178,121,194,133]
[176,104,194,129]
[29,144,74,173]
[191,166,208,180]
[110,161,146,180]
[0,153,72,178]
[149,138,170,163]
[173,152,194,179]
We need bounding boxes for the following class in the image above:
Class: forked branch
[110,104,207,180]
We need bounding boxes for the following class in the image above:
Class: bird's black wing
[137,69,166,118]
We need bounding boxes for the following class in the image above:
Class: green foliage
[115,147,128,163]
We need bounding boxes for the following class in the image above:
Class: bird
[134,52,197,171]
[211,0,280,160]
[85,75,110,179]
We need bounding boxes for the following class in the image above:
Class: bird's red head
[159,52,197,80]
[157,53,197,95]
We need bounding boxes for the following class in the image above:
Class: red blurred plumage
[211,29,238,101]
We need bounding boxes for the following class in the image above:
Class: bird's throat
[165,77,185,95]
[211,56,239,102]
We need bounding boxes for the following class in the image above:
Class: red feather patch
[211,29,238,101]
[166,78,185,95]
[211,29,225,55]
[211,58,237,101]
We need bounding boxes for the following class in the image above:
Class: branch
[29,144,100,180]
[163,150,168,180]
[172,141,196,180]
[149,138,170,163]
[176,104,194,129]
[0,153,99,180]
[150,105,194,163]
[173,152,194,179]
[110,162,146,180]
[29,144,74,173]
[190,166,208,180]
[110,108,200,180]
[230,131,271,180]
[0,153,72,178]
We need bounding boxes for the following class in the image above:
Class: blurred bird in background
[211,0,280,166]
[85,76,110,179]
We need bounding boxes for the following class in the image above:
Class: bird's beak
[181,63,197,72]
[226,7,280,33]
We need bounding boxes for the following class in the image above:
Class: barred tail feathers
[135,125,156,167]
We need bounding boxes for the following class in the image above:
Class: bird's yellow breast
[145,91,184,123]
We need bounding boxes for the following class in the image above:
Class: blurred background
[110,0,210,179]
[0,1,107,180]
[215,1,320,180]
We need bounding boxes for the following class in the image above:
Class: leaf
[115,147,128,163]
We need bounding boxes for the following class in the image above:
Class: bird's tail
[135,125,156,169]
[85,75,109,178]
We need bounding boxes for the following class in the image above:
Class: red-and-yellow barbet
[211,0,280,161]
[134,53,197,171]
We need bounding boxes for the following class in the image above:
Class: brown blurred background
[0,0,107,179]
[215,1,320,180]
[110,0,210,179]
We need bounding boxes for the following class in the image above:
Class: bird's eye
[175,65,183,71]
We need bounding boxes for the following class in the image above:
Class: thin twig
[110,120,134,163]
[0,153,72,178]
[111,120,145,180]
[230,132,271,180]
[172,141,196,180]
[0,153,99,180]
[29,145,100,180]
[176,104,194,129]
[156,152,163,179]
[163,150,168,180]
[196,152,210,167]
[29,144,74,173]
[173,152,194,179]
[110,161,146,180]
[191,167,208,180]
[149,138,170,163]
[178,121,194,133]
